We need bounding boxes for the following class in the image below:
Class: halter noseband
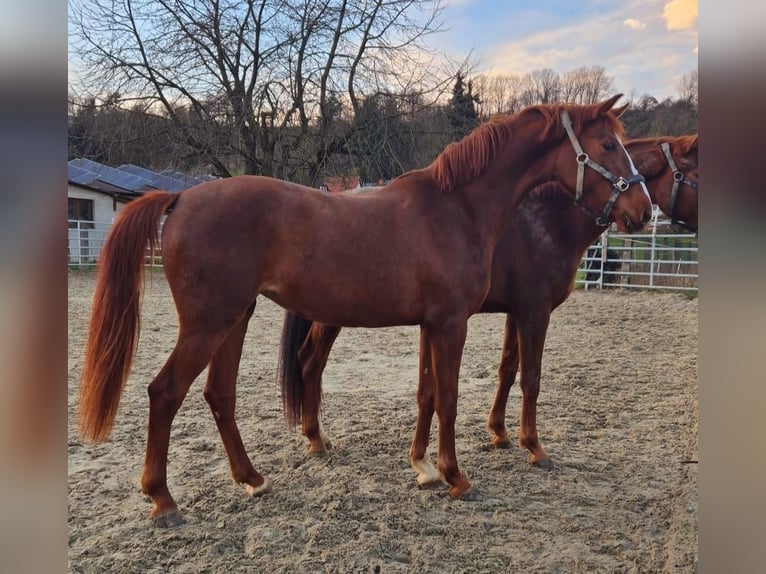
[560,109,646,227]
[660,141,698,226]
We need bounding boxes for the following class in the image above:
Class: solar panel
[70,158,105,172]
[69,158,217,192]
[118,164,187,192]
[69,158,152,191]
[68,164,98,185]
[160,169,206,188]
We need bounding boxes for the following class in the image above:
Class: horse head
[543,95,653,233]
[629,135,698,231]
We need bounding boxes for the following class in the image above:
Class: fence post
[649,217,657,288]
[76,220,82,267]
[599,228,608,289]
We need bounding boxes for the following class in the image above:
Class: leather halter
[660,141,698,226]
[561,110,646,227]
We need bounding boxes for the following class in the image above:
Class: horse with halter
[626,135,698,231]
[583,135,698,283]
[79,95,651,525]
[279,134,696,486]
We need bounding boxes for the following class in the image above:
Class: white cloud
[663,0,698,30]
[481,3,697,100]
[487,24,591,76]
[623,19,647,30]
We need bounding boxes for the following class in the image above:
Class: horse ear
[688,134,699,151]
[595,94,624,116]
[676,134,698,157]
[611,103,630,118]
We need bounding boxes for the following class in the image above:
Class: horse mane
[427,102,626,194]
[627,134,698,155]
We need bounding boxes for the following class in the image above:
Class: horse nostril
[643,208,652,224]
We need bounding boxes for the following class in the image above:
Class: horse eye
[603,142,617,152]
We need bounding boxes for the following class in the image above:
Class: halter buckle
[673,171,684,182]
[576,152,589,164]
[595,214,611,226]
[614,177,630,192]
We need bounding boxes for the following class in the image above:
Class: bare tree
[677,68,698,107]
[519,68,560,106]
[472,73,525,117]
[69,0,447,184]
[559,65,614,104]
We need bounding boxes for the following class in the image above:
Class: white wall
[67,184,127,222]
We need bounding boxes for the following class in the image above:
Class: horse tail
[278,311,314,429]
[79,190,179,442]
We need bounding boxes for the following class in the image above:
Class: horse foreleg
[409,328,445,489]
[488,314,520,447]
[517,312,553,469]
[204,307,272,498]
[141,331,220,526]
[298,323,341,455]
[426,320,473,499]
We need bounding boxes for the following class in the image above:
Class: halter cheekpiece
[660,141,697,226]
[560,109,645,226]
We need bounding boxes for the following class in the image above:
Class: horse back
[160,175,491,327]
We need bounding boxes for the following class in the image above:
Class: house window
[68,198,94,225]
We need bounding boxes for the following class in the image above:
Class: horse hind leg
[141,329,225,527]
[203,305,272,497]
[488,314,519,448]
[298,323,341,456]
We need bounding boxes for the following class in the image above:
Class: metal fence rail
[577,209,697,292]
[68,220,112,266]
[68,219,164,267]
[69,211,698,293]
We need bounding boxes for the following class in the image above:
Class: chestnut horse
[278,134,696,485]
[79,96,651,525]
[627,135,698,231]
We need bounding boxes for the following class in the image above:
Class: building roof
[68,158,218,196]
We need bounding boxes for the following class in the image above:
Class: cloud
[663,0,698,30]
[438,0,698,100]
[623,19,647,30]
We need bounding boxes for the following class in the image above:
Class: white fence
[68,220,112,266]
[577,209,698,293]
[68,210,698,293]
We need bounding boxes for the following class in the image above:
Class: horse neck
[460,116,561,244]
[527,190,607,258]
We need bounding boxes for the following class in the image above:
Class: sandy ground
[68,270,697,573]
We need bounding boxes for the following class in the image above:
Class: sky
[434,0,698,101]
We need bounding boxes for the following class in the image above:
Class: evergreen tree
[448,73,480,141]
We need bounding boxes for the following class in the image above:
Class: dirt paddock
[68,270,697,573]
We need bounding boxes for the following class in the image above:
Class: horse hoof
[151,509,186,528]
[531,457,554,471]
[306,446,329,458]
[246,478,273,497]
[491,437,512,449]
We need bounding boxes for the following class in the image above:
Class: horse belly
[261,273,423,328]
